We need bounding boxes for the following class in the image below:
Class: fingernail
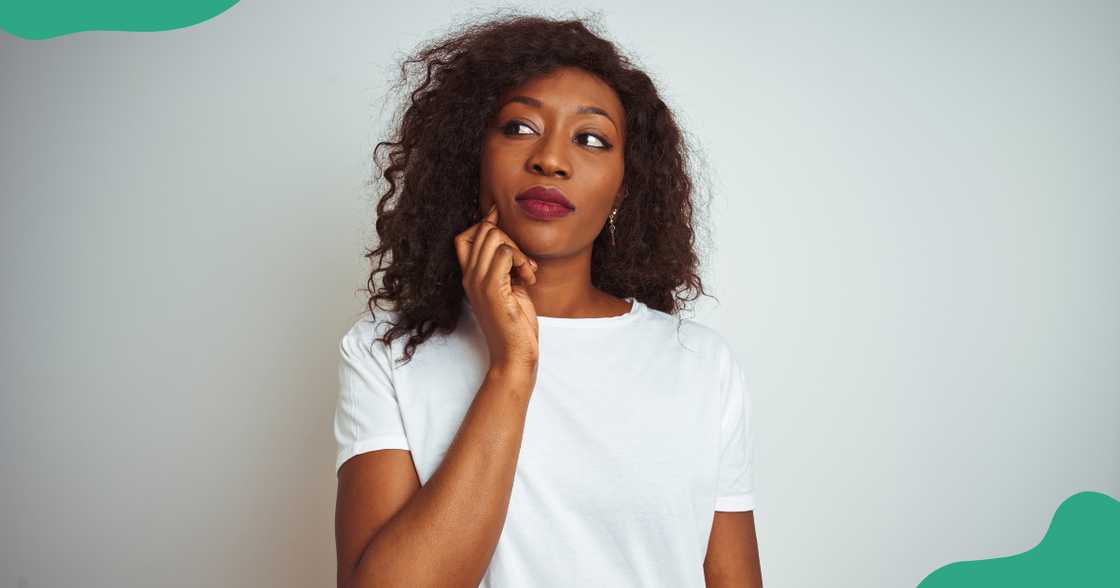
[529,259,538,269]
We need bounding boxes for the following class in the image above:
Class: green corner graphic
[0,1,240,40]
[918,491,1120,587]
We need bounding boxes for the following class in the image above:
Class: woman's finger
[454,227,473,273]
[467,204,499,274]
[513,253,537,286]
[483,244,517,312]
[472,224,511,289]
[474,216,537,288]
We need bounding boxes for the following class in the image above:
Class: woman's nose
[528,135,570,177]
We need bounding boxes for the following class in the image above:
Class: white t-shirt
[334,296,756,587]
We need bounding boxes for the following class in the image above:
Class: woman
[334,12,761,588]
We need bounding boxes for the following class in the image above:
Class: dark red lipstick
[515,185,575,220]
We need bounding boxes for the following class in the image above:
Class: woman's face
[480,66,626,259]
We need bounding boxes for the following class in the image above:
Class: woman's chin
[505,229,563,254]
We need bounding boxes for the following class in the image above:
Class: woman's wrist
[487,360,538,386]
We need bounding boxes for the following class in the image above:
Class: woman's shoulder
[638,304,738,358]
[340,302,471,366]
[341,303,405,346]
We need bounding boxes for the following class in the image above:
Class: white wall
[2,1,1116,586]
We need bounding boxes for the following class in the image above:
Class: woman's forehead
[496,68,625,131]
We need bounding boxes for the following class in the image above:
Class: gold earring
[608,208,618,247]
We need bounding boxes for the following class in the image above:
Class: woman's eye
[580,133,612,150]
[501,121,534,136]
[500,120,612,150]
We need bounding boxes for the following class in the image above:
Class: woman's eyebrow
[504,95,617,128]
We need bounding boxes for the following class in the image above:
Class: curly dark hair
[359,8,715,365]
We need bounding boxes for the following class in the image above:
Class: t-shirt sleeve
[333,321,411,475]
[714,344,757,511]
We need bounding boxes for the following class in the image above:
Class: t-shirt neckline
[463,296,645,329]
[537,296,643,328]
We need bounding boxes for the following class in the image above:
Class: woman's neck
[521,253,628,318]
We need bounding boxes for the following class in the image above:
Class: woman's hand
[454,203,540,371]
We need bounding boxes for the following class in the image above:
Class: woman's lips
[516,198,574,220]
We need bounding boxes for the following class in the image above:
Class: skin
[479,65,632,319]
[705,510,764,587]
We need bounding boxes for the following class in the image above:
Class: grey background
[2,1,1117,586]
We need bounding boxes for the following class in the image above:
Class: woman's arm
[704,511,763,587]
[336,363,535,588]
